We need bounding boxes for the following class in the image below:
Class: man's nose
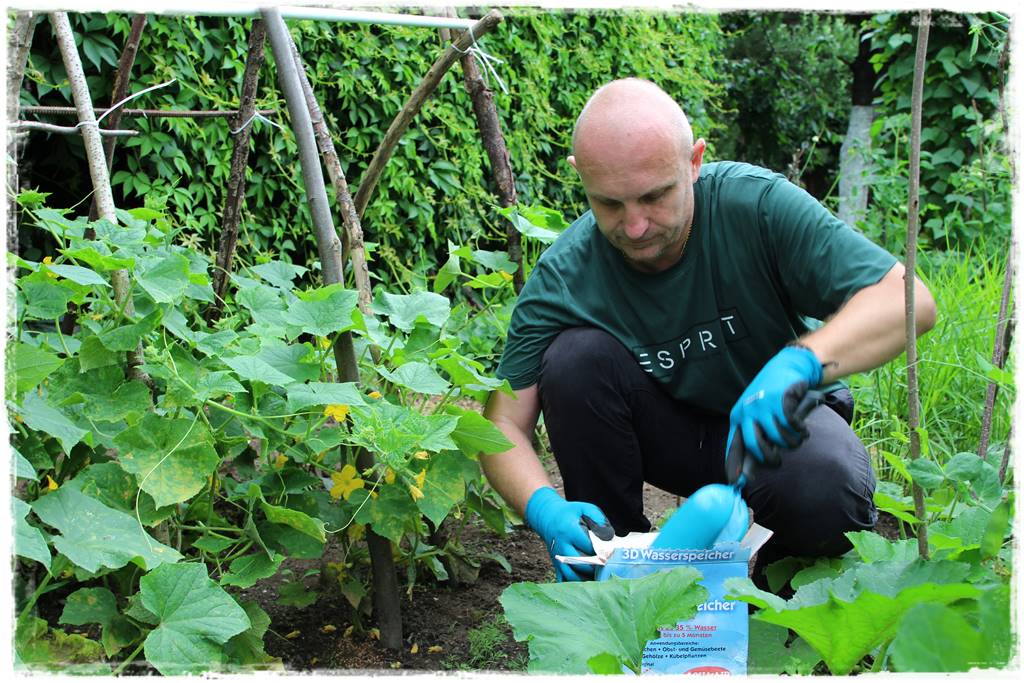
[623,204,647,240]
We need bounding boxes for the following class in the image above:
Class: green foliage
[9,199,517,673]
[21,10,723,277]
[862,11,1011,253]
[501,566,707,674]
[715,13,858,184]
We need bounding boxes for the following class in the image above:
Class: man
[482,78,937,582]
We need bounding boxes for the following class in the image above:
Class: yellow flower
[348,524,365,542]
[323,404,350,422]
[428,645,443,654]
[368,391,382,400]
[413,450,429,460]
[408,484,424,501]
[42,256,53,264]
[499,270,513,282]
[45,475,58,491]
[414,469,426,489]
[319,336,332,349]
[320,624,337,634]
[369,628,381,641]
[384,468,396,485]
[329,464,364,501]
[410,643,419,654]
[272,453,288,470]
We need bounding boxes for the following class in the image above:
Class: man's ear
[690,139,706,178]
[567,155,577,170]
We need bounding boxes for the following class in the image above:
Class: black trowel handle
[725,389,825,487]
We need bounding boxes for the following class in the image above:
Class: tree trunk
[7,11,38,259]
[838,19,877,229]
[905,10,931,560]
[206,19,267,326]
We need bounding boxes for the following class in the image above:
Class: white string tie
[76,78,178,129]
[230,111,285,135]
[452,29,508,95]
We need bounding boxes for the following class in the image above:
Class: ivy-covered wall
[19,9,724,274]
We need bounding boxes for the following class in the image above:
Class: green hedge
[21,9,724,277]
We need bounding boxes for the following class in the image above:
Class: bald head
[572,78,694,162]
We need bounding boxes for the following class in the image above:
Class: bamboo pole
[206,19,267,326]
[286,34,374,318]
[353,9,504,219]
[261,7,403,651]
[6,11,38,258]
[440,7,522,293]
[100,16,147,168]
[906,10,931,561]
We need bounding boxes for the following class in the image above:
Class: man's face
[571,138,705,273]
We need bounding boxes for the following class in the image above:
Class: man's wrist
[782,342,827,385]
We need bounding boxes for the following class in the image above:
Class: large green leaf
[251,259,307,290]
[890,603,986,671]
[377,361,450,395]
[236,283,289,332]
[114,415,220,508]
[255,339,320,383]
[725,559,982,674]
[844,531,919,564]
[47,263,110,287]
[98,309,163,352]
[15,616,107,673]
[13,446,38,481]
[59,587,118,627]
[448,407,515,456]
[141,563,251,675]
[78,334,123,371]
[136,252,191,303]
[18,277,76,319]
[284,284,359,338]
[79,380,151,424]
[349,401,459,465]
[220,552,285,589]
[748,620,822,675]
[31,486,182,572]
[353,485,418,543]
[372,290,451,332]
[906,458,944,490]
[259,500,327,543]
[10,341,65,396]
[224,601,279,669]
[223,354,299,386]
[285,381,366,412]
[72,462,175,526]
[14,497,51,572]
[415,451,469,527]
[61,245,134,271]
[15,392,90,455]
[501,566,707,673]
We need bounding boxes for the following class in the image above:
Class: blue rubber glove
[524,487,611,582]
[727,345,823,467]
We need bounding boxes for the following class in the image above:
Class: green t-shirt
[496,161,898,415]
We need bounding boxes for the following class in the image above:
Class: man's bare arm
[481,384,552,516]
[801,263,937,383]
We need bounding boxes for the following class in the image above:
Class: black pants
[538,328,878,566]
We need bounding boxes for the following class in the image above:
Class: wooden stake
[262,7,403,652]
[978,251,1014,460]
[51,11,150,386]
[207,19,267,326]
[905,10,930,560]
[441,7,522,292]
[353,9,504,219]
[286,34,375,318]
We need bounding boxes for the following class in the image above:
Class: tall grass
[849,248,1013,485]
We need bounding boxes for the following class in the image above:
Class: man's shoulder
[699,161,785,188]
[535,210,599,268]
